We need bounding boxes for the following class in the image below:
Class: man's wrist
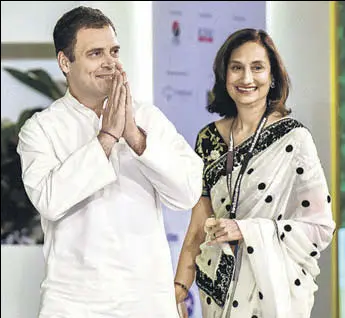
[99,130,119,142]
[124,126,147,155]
[98,131,118,158]
[124,125,145,140]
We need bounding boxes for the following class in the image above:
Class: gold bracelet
[174,281,189,294]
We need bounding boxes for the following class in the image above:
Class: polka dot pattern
[284,224,292,232]
[193,119,332,312]
[296,167,304,174]
[286,145,293,152]
[247,168,254,174]
[258,182,266,190]
[247,246,254,254]
[265,195,273,203]
[302,200,310,207]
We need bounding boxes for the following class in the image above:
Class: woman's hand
[204,217,243,245]
[175,283,188,317]
[175,283,188,304]
[177,301,188,318]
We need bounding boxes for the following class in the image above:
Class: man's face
[63,25,120,104]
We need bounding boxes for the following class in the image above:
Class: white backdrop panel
[153,2,266,316]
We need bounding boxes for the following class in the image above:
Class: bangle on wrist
[174,281,189,295]
[100,130,119,142]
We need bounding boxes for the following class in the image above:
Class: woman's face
[226,41,272,110]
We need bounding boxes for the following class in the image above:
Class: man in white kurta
[17,89,203,317]
[16,7,203,317]
[18,6,203,318]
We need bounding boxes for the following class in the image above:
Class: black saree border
[204,118,304,191]
[195,252,235,307]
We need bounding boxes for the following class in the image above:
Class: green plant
[1,68,66,244]
[3,67,66,100]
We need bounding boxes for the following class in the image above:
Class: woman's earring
[270,78,275,89]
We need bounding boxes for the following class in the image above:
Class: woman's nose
[242,68,253,84]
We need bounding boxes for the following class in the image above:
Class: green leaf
[3,67,65,100]
[28,69,65,100]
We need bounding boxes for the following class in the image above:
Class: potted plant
[1,68,66,244]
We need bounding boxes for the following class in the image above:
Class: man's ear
[57,51,71,74]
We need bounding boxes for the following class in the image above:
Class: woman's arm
[174,196,213,303]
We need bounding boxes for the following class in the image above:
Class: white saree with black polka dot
[193,118,336,318]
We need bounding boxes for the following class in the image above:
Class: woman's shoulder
[195,120,229,159]
[276,116,309,137]
[197,118,232,139]
[272,117,317,152]
[266,114,306,135]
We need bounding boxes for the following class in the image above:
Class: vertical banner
[152,2,266,316]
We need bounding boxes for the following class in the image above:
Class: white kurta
[17,91,204,318]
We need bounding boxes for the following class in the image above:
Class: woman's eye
[231,65,241,71]
[253,65,263,71]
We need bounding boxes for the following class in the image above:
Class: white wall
[1,246,45,318]
[1,1,80,43]
[267,2,334,318]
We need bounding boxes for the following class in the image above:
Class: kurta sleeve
[234,128,336,317]
[17,115,118,222]
[130,104,203,211]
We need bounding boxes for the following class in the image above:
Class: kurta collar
[63,89,102,130]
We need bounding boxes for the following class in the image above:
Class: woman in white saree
[174,28,336,318]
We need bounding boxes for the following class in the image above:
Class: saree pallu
[194,118,335,318]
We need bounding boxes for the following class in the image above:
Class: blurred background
[1,1,344,317]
